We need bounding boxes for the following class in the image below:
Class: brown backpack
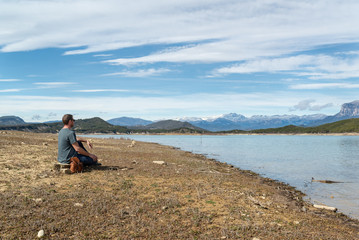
[70,157,83,173]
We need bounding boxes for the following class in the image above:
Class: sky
[1,0,359,122]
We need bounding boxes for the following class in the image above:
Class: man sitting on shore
[57,114,100,166]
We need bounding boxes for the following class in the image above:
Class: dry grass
[0,131,358,239]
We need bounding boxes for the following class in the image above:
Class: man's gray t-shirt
[58,128,77,164]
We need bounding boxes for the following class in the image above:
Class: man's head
[62,114,75,128]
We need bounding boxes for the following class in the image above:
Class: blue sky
[1,0,359,122]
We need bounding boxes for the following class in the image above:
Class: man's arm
[76,137,93,149]
[72,142,98,161]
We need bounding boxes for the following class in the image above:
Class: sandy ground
[1,131,359,239]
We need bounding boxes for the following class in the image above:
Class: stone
[294,221,300,225]
[127,140,136,148]
[54,163,71,171]
[153,161,166,165]
[252,238,261,240]
[60,169,72,174]
[34,198,43,203]
[37,229,44,238]
[74,203,84,207]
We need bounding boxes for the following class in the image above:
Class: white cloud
[32,114,41,120]
[214,55,315,74]
[0,79,20,82]
[48,112,57,117]
[290,83,359,90]
[72,89,129,93]
[1,0,359,65]
[34,82,76,88]
[212,54,359,80]
[289,99,333,111]
[103,68,171,77]
[0,89,22,92]
[93,54,113,57]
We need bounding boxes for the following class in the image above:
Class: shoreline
[85,133,359,220]
[1,131,359,239]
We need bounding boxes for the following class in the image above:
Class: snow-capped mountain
[181,113,328,131]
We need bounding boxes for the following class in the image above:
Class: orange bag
[70,157,83,173]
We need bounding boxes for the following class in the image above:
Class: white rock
[313,204,337,212]
[74,203,84,207]
[34,198,43,203]
[37,229,44,238]
[252,238,261,240]
[153,161,166,165]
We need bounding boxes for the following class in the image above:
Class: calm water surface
[87,134,359,219]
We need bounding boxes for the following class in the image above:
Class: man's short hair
[62,114,74,125]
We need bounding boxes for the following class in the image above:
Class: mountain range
[107,100,359,131]
[1,100,359,132]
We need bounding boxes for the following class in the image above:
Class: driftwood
[311,178,343,184]
[313,204,337,212]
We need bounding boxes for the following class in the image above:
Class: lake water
[85,134,359,219]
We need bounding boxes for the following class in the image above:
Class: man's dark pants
[77,141,97,166]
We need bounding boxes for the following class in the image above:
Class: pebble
[74,203,84,207]
[37,229,44,238]
[153,161,166,165]
[252,238,261,240]
[162,206,168,210]
[294,221,300,225]
[34,198,43,203]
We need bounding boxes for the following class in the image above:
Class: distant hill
[246,118,359,134]
[0,116,26,126]
[0,117,129,134]
[0,117,206,134]
[107,117,153,126]
[131,120,206,131]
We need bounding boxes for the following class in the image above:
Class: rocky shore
[1,131,358,239]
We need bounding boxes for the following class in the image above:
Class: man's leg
[76,141,99,166]
[77,154,97,166]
